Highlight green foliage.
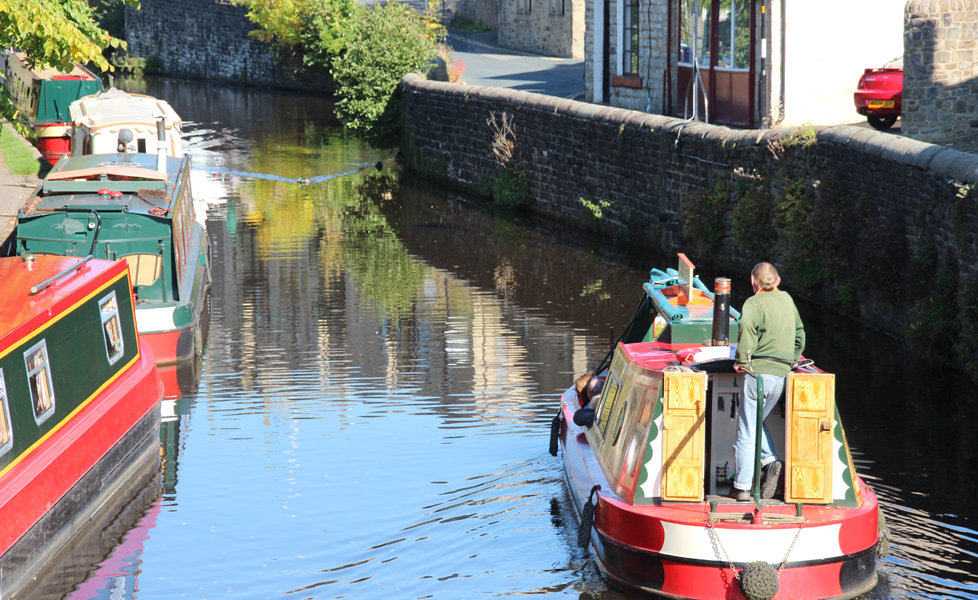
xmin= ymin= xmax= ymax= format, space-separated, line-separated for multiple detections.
xmin=681 ymin=180 xmax=727 ymax=251
xmin=0 ymin=0 xmax=133 ymax=126
xmin=0 ymin=124 xmax=37 ymax=174
xmin=491 ymin=162 xmax=532 ymax=209
xmin=580 ymin=197 xmax=610 ymax=229
xmin=775 ymin=178 xmax=823 ymax=289
xmin=450 ymin=16 xmax=491 ymax=33
xmin=731 ymin=181 xmax=776 ymax=258
xmin=330 ymin=1 xmax=438 ymax=148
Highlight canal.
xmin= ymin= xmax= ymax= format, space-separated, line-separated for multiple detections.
xmin=31 ymin=77 xmax=978 ymax=599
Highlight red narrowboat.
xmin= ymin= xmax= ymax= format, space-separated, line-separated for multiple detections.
xmin=0 ymin=254 xmax=163 ymax=598
xmin=551 ymin=255 xmax=885 ymax=600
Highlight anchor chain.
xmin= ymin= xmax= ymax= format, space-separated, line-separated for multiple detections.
xmin=707 ymin=521 xmax=804 ymax=579
xmin=777 ymin=524 xmax=804 ymax=575
xmin=707 ymin=522 xmax=739 ymax=577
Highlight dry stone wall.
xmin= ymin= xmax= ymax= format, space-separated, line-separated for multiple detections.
xmin=124 ymin=0 xmax=329 ymax=91
xmin=401 ymin=74 xmax=978 ymax=355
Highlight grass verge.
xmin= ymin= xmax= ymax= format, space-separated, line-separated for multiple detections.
xmin=0 ymin=125 xmax=38 ymax=175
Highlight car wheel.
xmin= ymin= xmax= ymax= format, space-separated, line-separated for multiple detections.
xmin=868 ymin=115 xmax=898 ymax=130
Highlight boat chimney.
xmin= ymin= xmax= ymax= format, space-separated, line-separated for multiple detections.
xmin=711 ymin=277 xmax=731 ymax=346
xmin=156 ymin=115 xmax=167 ymax=173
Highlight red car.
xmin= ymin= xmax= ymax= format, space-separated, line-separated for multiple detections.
xmin=854 ymin=57 xmax=902 ymax=130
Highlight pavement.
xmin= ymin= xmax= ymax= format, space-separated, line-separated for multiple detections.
xmin=0 ymin=125 xmax=42 ymax=252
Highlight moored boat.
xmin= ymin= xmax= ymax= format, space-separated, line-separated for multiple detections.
xmin=14 ymin=143 xmax=211 ymax=366
xmin=69 ymin=87 xmax=184 ymax=157
xmin=552 ymin=254 xmax=884 ymax=600
xmin=1 ymin=51 xmax=103 ymax=165
xmin=0 ymin=253 xmax=163 ymax=598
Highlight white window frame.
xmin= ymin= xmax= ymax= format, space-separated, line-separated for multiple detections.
xmin=24 ymin=340 xmax=55 ymax=425
xmin=99 ymin=291 xmax=125 ymax=365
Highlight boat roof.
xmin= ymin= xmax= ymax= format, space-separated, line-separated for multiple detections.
xmin=69 ymin=88 xmax=183 ymax=131
xmin=7 ymin=51 xmax=99 ymax=80
xmin=0 ymin=255 xmax=126 ymax=345
xmin=25 ymin=153 xmax=187 ymax=215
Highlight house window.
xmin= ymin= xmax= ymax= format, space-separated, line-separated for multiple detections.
xmin=550 ymin=0 xmax=564 ymax=16
xmin=679 ymin=0 xmax=711 ymax=66
xmin=0 ymin=370 xmax=12 ymax=456
xmin=518 ymin=0 xmax=531 ymax=13
xmin=622 ymin=0 xmax=640 ymax=75
xmin=100 ymin=291 xmax=125 ymax=365
xmin=24 ymin=341 xmax=55 ymax=425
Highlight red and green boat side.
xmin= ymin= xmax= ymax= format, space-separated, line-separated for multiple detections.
xmin=553 ymin=255 xmax=883 ymax=600
xmin=0 ymin=254 xmax=163 ymax=598
xmin=15 ymin=151 xmax=211 ymax=366
xmin=1 ymin=51 xmax=103 ymax=165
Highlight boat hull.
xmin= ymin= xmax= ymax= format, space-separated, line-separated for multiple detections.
xmin=559 ymin=397 xmax=879 ymax=600
xmin=0 ymin=339 xmax=162 ymax=598
xmin=33 ymin=123 xmax=71 ymax=166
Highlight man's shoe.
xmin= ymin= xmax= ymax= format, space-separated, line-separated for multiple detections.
xmin=761 ymin=460 xmax=783 ymax=499
xmin=728 ymin=487 xmax=751 ymax=502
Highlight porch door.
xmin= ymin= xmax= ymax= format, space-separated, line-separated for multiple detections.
xmin=675 ymin=0 xmax=754 ymax=127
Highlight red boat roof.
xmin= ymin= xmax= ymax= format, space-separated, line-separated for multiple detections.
xmin=0 ymin=255 xmax=127 ymax=345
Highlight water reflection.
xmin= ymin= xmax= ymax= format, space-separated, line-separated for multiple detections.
xmin=37 ymin=77 xmax=978 ymax=599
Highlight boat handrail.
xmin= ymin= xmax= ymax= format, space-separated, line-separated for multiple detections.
xmin=30 ymin=255 xmax=93 ymax=295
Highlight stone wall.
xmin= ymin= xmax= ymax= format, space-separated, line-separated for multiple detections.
xmin=498 ymin=0 xmax=585 ymax=58
xmin=124 ymin=0 xmax=329 ymax=91
xmin=401 ymin=74 xmax=978 ymax=363
xmin=903 ymin=0 xmax=978 ymax=142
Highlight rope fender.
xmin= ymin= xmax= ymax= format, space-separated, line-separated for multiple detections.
xmin=548 ymin=411 xmax=562 ymax=457
xmin=739 ymin=561 xmax=779 ymax=600
xmin=578 ymin=485 xmax=601 ymax=549
xmin=877 ymin=505 xmax=890 ymax=559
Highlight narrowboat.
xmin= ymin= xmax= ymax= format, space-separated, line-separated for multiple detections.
xmin=0 ymin=253 xmax=163 ymax=599
xmin=69 ymin=87 xmax=184 ymax=157
xmin=14 ymin=144 xmax=211 ymax=366
xmin=551 ymin=254 xmax=884 ymax=600
xmin=1 ymin=51 xmax=103 ymax=165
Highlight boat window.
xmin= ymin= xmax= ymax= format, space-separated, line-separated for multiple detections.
xmin=137 ymin=138 xmax=147 ymax=153
xmin=100 ymin=291 xmax=125 ymax=365
xmin=596 ymin=374 xmax=622 ymax=439
xmin=24 ymin=341 xmax=55 ymax=425
xmin=0 ymin=369 xmax=12 ymax=456
xmin=610 ymin=401 xmax=628 ymax=445
xmin=620 ymin=388 xmax=657 ymax=480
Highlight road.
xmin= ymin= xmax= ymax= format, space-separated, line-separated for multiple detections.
xmin=446 ymin=29 xmax=585 ymax=99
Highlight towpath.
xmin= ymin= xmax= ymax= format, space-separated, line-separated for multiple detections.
xmin=0 ymin=125 xmax=41 ymax=250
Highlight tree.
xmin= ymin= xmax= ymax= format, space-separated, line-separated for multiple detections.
xmin=0 ymin=0 xmax=132 ymax=124
xmin=329 ymin=0 xmax=438 ymax=148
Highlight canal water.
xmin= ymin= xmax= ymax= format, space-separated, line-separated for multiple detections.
xmin=31 ymin=78 xmax=978 ymax=599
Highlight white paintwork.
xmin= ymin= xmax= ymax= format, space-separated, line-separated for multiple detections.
xmin=134 ymin=304 xmax=177 ymax=334
xmin=659 ymin=520 xmax=843 ymax=563
xmin=774 ymin=0 xmax=905 ymax=126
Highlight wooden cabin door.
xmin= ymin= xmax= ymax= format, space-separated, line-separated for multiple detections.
xmin=785 ymin=373 xmax=835 ymax=504
xmin=661 ymin=371 xmax=707 ymax=501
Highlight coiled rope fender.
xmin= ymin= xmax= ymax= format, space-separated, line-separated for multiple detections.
xmin=549 ymin=412 xmax=562 ymax=457
xmin=877 ymin=505 xmax=891 ymax=559
xmin=739 ymin=561 xmax=779 ymax=600
xmin=578 ymin=485 xmax=601 ymax=548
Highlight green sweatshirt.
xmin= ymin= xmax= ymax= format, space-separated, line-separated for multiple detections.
xmin=734 ymin=290 xmax=805 ymax=377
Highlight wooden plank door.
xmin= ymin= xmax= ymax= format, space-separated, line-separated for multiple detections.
xmin=785 ymin=373 xmax=835 ymax=504
xmin=661 ymin=371 xmax=707 ymax=501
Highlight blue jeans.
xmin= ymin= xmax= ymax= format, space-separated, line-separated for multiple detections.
xmin=733 ymin=373 xmax=785 ymax=491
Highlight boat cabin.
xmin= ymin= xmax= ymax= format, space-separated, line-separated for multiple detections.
xmin=68 ymin=88 xmax=184 ymax=157
xmin=15 ymin=152 xmax=201 ymax=308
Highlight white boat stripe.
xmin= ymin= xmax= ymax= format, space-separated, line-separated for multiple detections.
xmin=659 ymin=521 xmax=843 ymax=563
xmin=134 ymin=306 xmax=177 ymax=333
